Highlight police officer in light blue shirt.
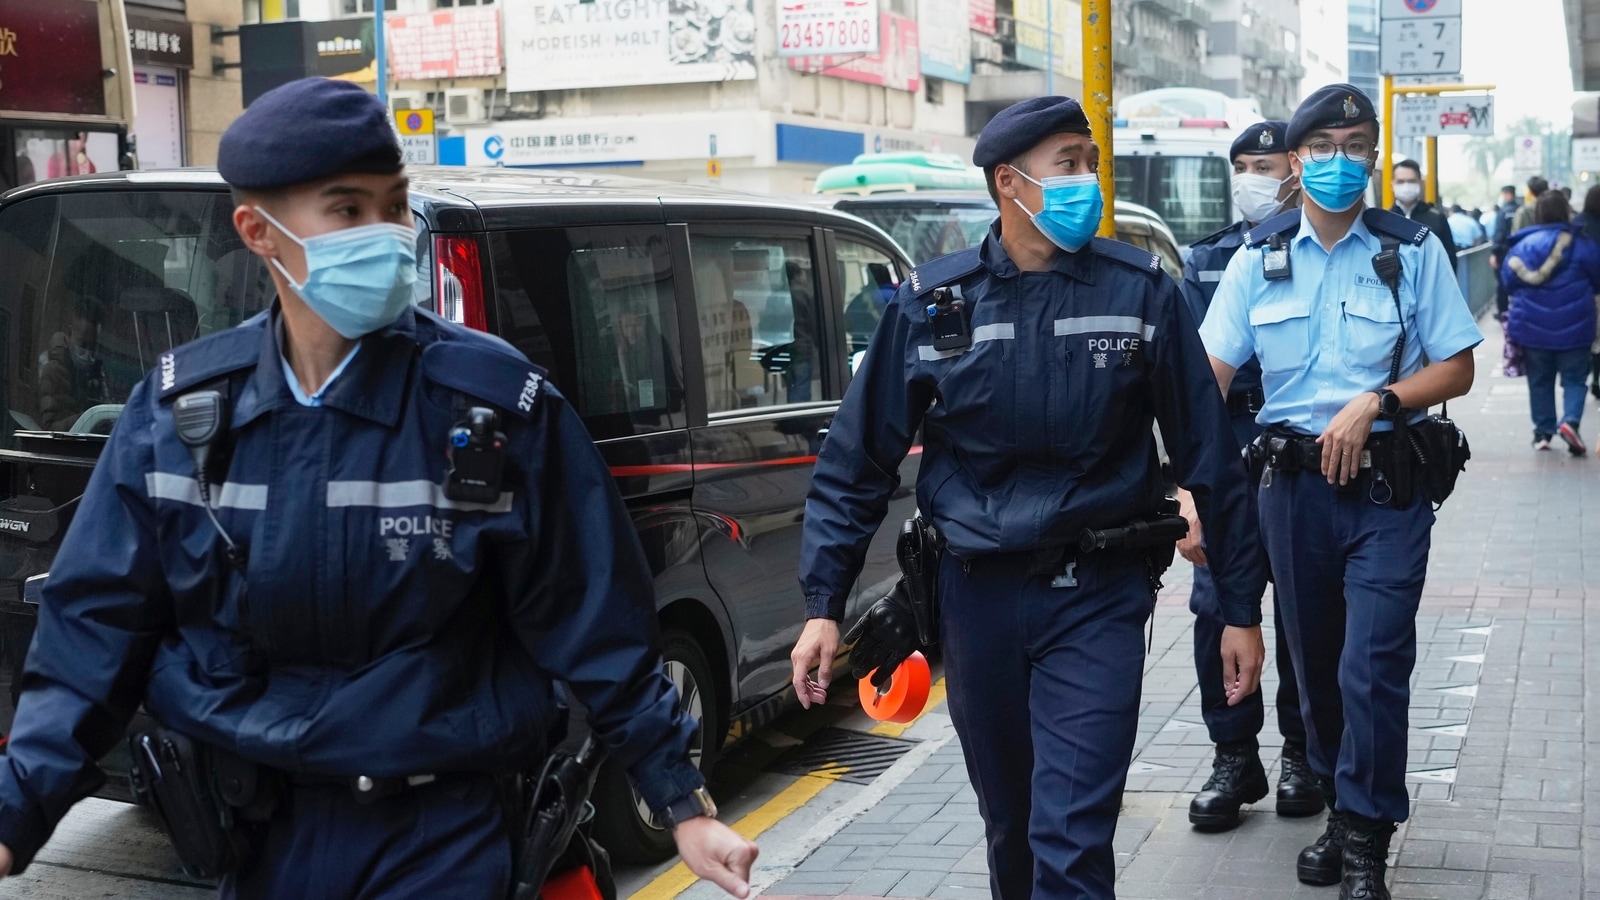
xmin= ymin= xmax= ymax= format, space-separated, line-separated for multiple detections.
xmin=1200 ymin=84 xmax=1482 ymax=900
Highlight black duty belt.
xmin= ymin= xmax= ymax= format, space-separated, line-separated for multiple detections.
xmin=1263 ymin=432 xmax=1394 ymax=475
xmin=287 ymin=770 xmax=475 ymax=804
xmin=1226 ymin=386 xmax=1266 ymax=417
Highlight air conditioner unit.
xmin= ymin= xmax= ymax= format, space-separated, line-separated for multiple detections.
xmin=388 ymin=90 xmax=429 ymax=112
xmin=444 ymin=89 xmax=488 ymax=125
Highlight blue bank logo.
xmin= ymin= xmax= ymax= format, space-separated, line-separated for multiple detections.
xmin=484 ymin=136 xmax=505 ymax=161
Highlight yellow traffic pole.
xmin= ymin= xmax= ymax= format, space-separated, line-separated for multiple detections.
xmin=1381 ymin=75 xmax=1395 ymax=211
xmin=1425 ymin=136 xmax=1439 ymax=205
xmin=1083 ymin=0 xmax=1115 ymax=237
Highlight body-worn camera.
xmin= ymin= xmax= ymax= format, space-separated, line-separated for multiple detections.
xmin=445 ymin=407 xmax=507 ymax=504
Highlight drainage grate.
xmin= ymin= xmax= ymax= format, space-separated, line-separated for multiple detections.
xmin=768 ymin=727 xmax=917 ymax=785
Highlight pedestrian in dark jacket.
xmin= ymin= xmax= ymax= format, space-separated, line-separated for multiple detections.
xmin=1492 ymin=185 xmax=1522 ymax=316
xmin=1389 ymin=159 xmax=1458 ymax=271
xmin=1502 ymin=190 xmax=1600 ymax=455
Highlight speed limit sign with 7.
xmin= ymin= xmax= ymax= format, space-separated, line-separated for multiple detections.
xmin=1380 ymin=16 xmax=1462 ymax=76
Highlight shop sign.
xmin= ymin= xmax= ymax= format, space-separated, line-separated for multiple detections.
xmin=503 ymin=0 xmax=756 ymax=92
xmin=127 ymin=11 xmax=194 ymax=69
xmin=465 ymin=113 xmax=758 ymax=167
xmin=0 ymin=0 xmax=106 ymax=117
xmin=240 ymin=19 xmax=376 ymax=105
xmin=787 ymin=13 xmax=920 ymax=92
xmin=386 ymin=6 xmax=501 ymax=81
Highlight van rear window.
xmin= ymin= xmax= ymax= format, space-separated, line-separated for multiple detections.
xmin=0 ymin=191 xmax=275 ymax=442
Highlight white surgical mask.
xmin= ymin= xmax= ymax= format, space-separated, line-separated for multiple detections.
xmin=1232 ymin=172 xmax=1295 ymax=225
xmin=1393 ymin=182 xmax=1422 ymax=205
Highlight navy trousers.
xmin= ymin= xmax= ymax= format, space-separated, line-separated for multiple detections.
xmin=218 ymin=775 xmax=512 ymax=899
xmin=1190 ymin=565 xmax=1305 ymax=749
xmin=1191 ymin=410 xmax=1305 ymax=750
xmin=941 ymin=549 xmax=1152 ymax=900
xmin=1259 ymin=468 xmax=1433 ymax=823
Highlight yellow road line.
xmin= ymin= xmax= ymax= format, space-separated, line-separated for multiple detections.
xmin=869 ymin=677 xmax=948 ymax=739
xmin=630 ymin=768 xmax=844 ymax=900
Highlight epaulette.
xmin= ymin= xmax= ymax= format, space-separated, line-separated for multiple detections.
xmin=1189 ymin=221 xmax=1247 ymax=250
xmin=155 ymin=314 xmax=268 ymax=401
xmin=1362 ymin=208 xmax=1429 ymax=245
xmin=1089 ymin=236 xmax=1164 ymax=275
xmin=1243 ymin=208 xmax=1303 ymax=247
xmin=905 ymin=246 xmax=983 ymax=298
xmin=421 ymin=336 xmax=550 ymax=422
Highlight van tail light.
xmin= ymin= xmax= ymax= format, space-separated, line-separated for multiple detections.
xmin=434 ymin=235 xmax=487 ymax=332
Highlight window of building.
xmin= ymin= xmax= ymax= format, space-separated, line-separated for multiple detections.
xmin=691 ymin=234 xmax=823 ymax=414
xmin=340 ymin=0 xmax=376 ymax=14
xmin=437 ymin=0 xmax=494 ymax=6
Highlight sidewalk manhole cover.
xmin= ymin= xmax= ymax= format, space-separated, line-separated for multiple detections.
xmin=769 ymin=728 xmax=916 ymax=785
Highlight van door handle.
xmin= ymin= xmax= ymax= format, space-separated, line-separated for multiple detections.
xmin=815 ymin=427 xmax=830 ymax=441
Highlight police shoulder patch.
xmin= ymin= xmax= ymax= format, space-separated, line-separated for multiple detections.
xmin=156 ymin=314 xmax=268 ymax=402
xmin=1089 ymin=237 xmax=1163 ymax=275
xmin=906 ymin=247 xmax=984 ymax=299
xmin=1243 ymin=209 xmax=1303 ymax=248
xmin=1362 ymin=208 xmax=1429 ymax=245
xmin=421 ymin=338 xmax=549 ymax=421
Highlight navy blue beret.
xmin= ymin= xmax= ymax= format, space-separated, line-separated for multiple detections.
xmin=219 ymin=78 xmax=402 ymax=190
xmin=1286 ymin=84 xmax=1378 ymax=150
xmin=973 ymin=96 xmax=1093 ymax=169
xmin=1230 ymin=121 xmax=1288 ymax=160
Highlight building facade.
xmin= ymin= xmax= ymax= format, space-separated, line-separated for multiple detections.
xmin=243 ymin=0 xmax=994 ymax=194
xmin=1298 ymin=0 xmax=1348 ymax=93
xmin=1347 ymin=0 xmax=1379 ymax=102
xmin=1200 ymin=0 xmax=1303 ymax=119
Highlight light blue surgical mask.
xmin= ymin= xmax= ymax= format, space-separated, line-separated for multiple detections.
xmin=1296 ymin=154 xmax=1371 ymax=214
xmin=1012 ymin=169 xmax=1104 ymax=252
xmin=257 ymin=208 xmax=417 ymax=339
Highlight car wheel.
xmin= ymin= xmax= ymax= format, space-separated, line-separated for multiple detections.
xmin=590 ymin=628 xmax=720 ymax=865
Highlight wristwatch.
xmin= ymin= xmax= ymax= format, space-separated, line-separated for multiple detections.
xmin=1373 ymin=388 xmax=1403 ymax=418
xmin=659 ymin=786 xmax=719 ymax=829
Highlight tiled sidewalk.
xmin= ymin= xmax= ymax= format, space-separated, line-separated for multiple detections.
xmin=761 ymin=325 xmax=1600 ymax=900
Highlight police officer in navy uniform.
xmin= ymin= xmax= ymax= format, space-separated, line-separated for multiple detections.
xmin=1177 ymin=120 xmax=1322 ymax=830
xmin=1200 ymin=85 xmax=1482 ymax=899
xmin=0 ymin=78 xmax=758 ymax=897
xmin=788 ymin=96 xmax=1269 ymax=899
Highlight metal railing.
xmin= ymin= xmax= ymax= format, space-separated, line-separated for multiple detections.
xmin=1458 ymin=244 xmax=1497 ymax=320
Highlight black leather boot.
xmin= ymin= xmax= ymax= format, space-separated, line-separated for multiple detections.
xmin=1188 ymin=742 xmax=1269 ymax=830
xmin=1340 ymin=813 xmax=1395 ymax=900
xmin=1297 ymin=809 xmax=1347 ymax=885
xmin=1276 ymin=742 xmax=1325 ymax=817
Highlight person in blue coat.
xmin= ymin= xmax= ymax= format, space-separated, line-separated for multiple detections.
xmin=1201 ymin=84 xmax=1482 ymax=900
xmin=0 ymin=78 xmax=757 ymax=897
xmin=1500 ymin=189 xmax=1600 ymax=456
xmin=788 ymin=96 xmax=1269 ymax=900
xmin=1177 ymin=120 xmax=1321 ymax=831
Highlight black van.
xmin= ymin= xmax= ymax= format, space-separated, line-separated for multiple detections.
xmin=0 ymin=168 xmax=917 ymax=863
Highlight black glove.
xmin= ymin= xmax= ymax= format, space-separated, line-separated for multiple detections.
xmin=844 ymin=580 xmax=919 ymax=690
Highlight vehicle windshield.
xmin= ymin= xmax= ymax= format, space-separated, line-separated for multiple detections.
xmin=843 ymin=204 xmax=996 ymax=264
xmin=1115 ymin=155 xmax=1232 ymax=246
xmin=0 ymin=192 xmax=277 ymax=443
